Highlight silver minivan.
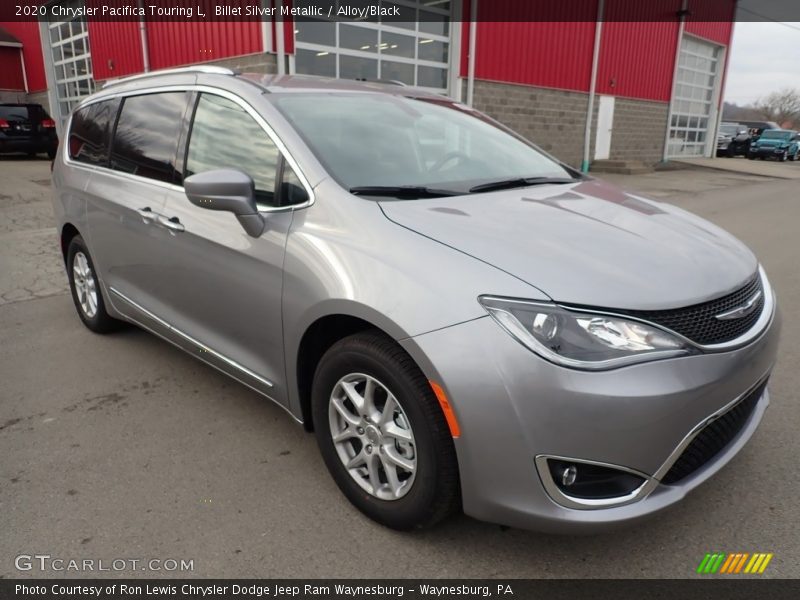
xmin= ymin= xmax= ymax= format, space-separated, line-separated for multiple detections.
xmin=52 ymin=67 xmax=780 ymax=532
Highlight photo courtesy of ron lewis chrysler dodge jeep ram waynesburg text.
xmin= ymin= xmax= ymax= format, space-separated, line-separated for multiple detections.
xmin=52 ymin=67 xmax=780 ymax=532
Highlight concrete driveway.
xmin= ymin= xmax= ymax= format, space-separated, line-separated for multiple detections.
xmin=1 ymin=158 xmax=798 ymax=579
xmin=673 ymin=155 xmax=800 ymax=179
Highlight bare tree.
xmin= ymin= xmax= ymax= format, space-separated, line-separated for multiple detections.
xmin=754 ymin=88 xmax=800 ymax=127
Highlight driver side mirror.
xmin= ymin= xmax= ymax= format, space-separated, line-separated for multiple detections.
xmin=184 ymin=169 xmax=265 ymax=237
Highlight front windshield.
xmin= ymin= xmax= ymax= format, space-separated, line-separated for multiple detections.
xmin=719 ymin=124 xmax=739 ymax=136
xmin=272 ymin=93 xmax=573 ymax=191
xmin=760 ymin=130 xmax=792 ymax=140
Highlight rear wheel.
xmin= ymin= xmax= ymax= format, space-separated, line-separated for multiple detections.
xmin=47 ymin=148 xmax=57 ymax=160
xmin=312 ymin=331 xmax=460 ymax=530
xmin=66 ymin=235 xmax=122 ymax=333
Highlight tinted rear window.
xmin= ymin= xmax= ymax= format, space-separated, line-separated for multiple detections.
xmin=69 ymin=99 xmax=119 ymax=166
xmin=110 ymin=92 xmax=189 ymax=184
xmin=0 ymin=104 xmax=50 ymax=122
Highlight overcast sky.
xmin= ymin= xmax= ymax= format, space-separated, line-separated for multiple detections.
xmin=724 ymin=21 xmax=800 ymax=105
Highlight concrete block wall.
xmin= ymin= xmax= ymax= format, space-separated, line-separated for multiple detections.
xmin=469 ymin=79 xmax=670 ymax=168
xmin=209 ymin=52 xmax=278 ymax=75
xmin=0 ymin=90 xmax=28 ymax=103
xmin=608 ymin=97 xmax=669 ymax=165
xmin=470 ymin=80 xmax=597 ymax=169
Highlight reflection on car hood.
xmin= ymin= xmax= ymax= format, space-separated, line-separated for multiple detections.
xmin=379 ymin=179 xmax=757 ymax=310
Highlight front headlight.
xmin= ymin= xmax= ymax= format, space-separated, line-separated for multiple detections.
xmin=479 ymin=296 xmax=697 ymax=370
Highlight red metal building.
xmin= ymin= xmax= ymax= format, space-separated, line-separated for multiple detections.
xmin=0 ymin=0 xmax=736 ymax=167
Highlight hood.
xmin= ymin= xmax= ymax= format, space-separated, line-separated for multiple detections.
xmin=379 ymin=179 xmax=757 ymax=311
xmin=756 ymin=138 xmax=788 ymax=147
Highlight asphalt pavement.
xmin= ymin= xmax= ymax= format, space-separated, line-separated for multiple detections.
xmin=1 ymin=156 xmax=798 ymax=578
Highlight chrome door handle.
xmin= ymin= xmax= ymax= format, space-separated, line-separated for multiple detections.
xmin=157 ymin=214 xmax=185 ymax=233
xmin=137 ymin=207 xmax=159 ymax=222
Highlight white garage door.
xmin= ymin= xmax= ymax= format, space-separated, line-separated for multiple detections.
xmin=292 ymin=0 xmax=451 ymax=93
xmin=47 ymin=1 xmax=95 ymax=122
xmin=667 ymin=36 xmax=722 ymax=157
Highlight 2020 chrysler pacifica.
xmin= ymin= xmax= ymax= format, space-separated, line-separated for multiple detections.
xmin=51 ymin=67 xmax=780 ymax=532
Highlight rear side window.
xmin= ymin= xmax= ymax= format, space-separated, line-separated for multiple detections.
xmin=69 ymin=100 xmax=119 ymax=166
xmin=110 ymin=92 xmax=189 ymax=184
xmin=0 ymin=105 xmax=31 ymax=121
xmin=185 ymin=93 xmax=281 ymax=205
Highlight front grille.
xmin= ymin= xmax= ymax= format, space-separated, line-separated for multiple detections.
xmin=624 ymin=275 xmax=765 ymax=345
xmin=661 ymin=379 xmax=768 ymax=485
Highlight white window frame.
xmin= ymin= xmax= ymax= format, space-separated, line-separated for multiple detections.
xmin=291 ymin=0 xmax=452 ymax=94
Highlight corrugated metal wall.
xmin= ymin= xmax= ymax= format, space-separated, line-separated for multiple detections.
xmin=147 ymin=20 xmax=263 ymax=71
xmin=0 ymin=47 xmax=25 ymax=91
xmin=0 ymin=21 xmax=46 ymax=91
xmin=86 ymin=1 xmax=143 ymax=81
xmin=685 ymin=0 xmax=736 ymax=45
xmin=460 ymin=0 xmax=734 ymax=103
xmin=461 ymin=0 xmax=598 ymax=91
xmin=596 ymin=0 xmax=681 ymax=102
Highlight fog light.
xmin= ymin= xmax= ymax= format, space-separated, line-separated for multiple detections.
xmin=561 ymin=465 xmax=578 ymax=486
xmin=547 ymin=458 xmax=645 ymax=500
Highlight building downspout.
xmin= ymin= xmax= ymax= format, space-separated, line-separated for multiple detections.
xmin=275 ymin=0 xmax=286 ymax=75
xmin=662 ymin=0 xmax=688 ymax=163
xmin=19 ymin=48 xmax=29 ymax=93
xmin=581 ymin=0 xmax=604 ymax=173
xmin=466 ymin=0 xmax=477 ymax=107
xmin=137 ymin=0 xmax=150 ymax=72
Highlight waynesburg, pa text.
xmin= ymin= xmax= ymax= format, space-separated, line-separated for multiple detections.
xmin=14 ymin=583 xmax=514 ymax=597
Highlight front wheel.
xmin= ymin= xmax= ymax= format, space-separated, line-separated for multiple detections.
xmin=312 ymin=331 xmax=460 ymax=530
xmin=780 ymin=151 xmax=788 ymax=162
xmin=66 ymin=235 xmax=122 ymax=333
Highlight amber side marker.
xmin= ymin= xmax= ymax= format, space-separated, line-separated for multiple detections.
xmin=430 ymin=381 xmax=461 ymax=438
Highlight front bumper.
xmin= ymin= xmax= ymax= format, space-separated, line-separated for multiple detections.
xmin=0 ymin=135 xmax=57 ymax=154
xmin=751 ymin=146 xmax=786 ymax=157
xmin=402 ymin=302 xmax=781 ymax=533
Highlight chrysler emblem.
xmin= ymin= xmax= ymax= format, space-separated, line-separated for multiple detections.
xmin=715 ymin=290 xmax=762 ymax=321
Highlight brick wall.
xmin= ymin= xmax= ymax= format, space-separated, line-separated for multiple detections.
xmin=468 ymin=79 xmax=669 ymax=168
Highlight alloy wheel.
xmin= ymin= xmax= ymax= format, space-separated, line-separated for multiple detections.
xmin=328 ymin=373 xmax=417 ymax=500
xmin=72 ymin=251 xmax=98 ymax=318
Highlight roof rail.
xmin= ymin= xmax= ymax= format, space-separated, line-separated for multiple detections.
xmin=102 ymin=66 xmax=236 ymax=89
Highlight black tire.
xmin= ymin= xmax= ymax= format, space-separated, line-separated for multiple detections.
xmin=748 ymin=154 xmax=755 ymax=160
xmin=780 ymin=152 xmax=788 ymax=162
xmin=27 ymin=151 xmax=37 ymax=158
xmin=66 ymin=235 xmax=122 ymax=333
xmin=47 ymin=148 xmax=57 ymax=160
xmin=312 ymin=331 xmax=460 ymax=530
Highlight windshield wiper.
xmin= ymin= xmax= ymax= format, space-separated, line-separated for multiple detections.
xmin=468 ymin=177 xmax=578 ymax=194
xmin=349 ymin=185 xmax=461 ymax=198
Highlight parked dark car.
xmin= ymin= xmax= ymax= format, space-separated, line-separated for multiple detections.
xmin=716 ymin=122 xmax=749 ymax=157
xmin=747 ymin=129 xmax=800 ymax=161
xmin=0 ymin=103 xmax=59 ymax=159
xmin=737 ymin=120 xmax=780 ymax=144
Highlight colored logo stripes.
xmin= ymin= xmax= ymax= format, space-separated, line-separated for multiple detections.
xmin=697 ymin=552 xmax=773 ymax=574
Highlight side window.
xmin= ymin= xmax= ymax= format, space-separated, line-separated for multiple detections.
xmin=68 ymin=99 xmax=119 ymax=166
xmin=280 ymin=162 xmax=310 ymax=206
xmin=186 ymin=94 xmax=281 ymax=206
xmin=110 ymin=92 xmax=188 ymax=184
